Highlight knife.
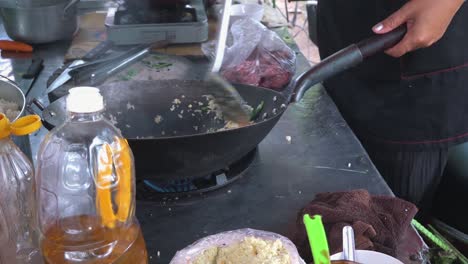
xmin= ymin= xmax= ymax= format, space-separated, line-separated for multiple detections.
xmin=46 ymin=40 xmax=113 ymax=94
xmin=22 ymin=58 xmax=44 ymax=98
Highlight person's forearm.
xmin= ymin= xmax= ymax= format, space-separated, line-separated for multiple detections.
xmin=372 ymin=0 xmax=465 ymax=57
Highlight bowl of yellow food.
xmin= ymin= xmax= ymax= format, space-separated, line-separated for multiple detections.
xmin=170 ymin=229 xmax=306 ymax=264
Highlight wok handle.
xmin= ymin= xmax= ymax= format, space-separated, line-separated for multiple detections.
xmin=357 ymin=26 xmax=407 ymax=58
xmin=290 ymin=26 xmax=407 ymax=103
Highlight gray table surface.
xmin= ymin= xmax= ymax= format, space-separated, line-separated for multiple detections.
xmin=0 ymin=18 xmax=398 ymax=263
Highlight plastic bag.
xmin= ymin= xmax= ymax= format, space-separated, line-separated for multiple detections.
xmin=202 ymin=18 xmax=296 ymax=91
xmin=169 ymin=228 xmax=306 ymax=264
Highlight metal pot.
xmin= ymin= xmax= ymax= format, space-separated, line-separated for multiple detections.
xmin=0 ymin=0 xmax=66 ymax=8
xmin=0 ymin=76 xmax=32 ymax=158
xmin=0 ymin=0 xmax=80 ymax=44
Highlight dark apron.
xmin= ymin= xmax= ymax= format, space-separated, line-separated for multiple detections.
xmin=317 ymin=0 xmax=468 ymax=151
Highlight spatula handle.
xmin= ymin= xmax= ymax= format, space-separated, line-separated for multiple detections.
xmin=212 ymin=0 xmax=233 ymax=73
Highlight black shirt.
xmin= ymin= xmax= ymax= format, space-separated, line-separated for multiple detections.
xmin=317 ymin=0 xmax=468 ymax=151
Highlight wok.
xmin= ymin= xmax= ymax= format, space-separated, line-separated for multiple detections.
xmin=34 ymin=80 xmax=286 ymax=180
xmin=33 ymin=27 xmax=407 ymax=180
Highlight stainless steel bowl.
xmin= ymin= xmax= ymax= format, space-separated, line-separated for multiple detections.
xmin=0 ymin=76 xmax=25 ymax=121
xmin=0 ymin=76 xmax=32 ymax=158
xmin=0 ymin=0 xmax=79 ymax=44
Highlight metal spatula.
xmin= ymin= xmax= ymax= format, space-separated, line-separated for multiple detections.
xmin=206 ymin=0 xmax=251 ymax=125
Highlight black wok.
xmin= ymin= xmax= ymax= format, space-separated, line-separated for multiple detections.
xmin=33 ymin=26 xmax=407 ymax=180
xmin=35 ymin=80 xmax=287 ymax=180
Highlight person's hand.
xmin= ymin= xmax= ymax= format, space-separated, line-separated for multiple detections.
xmin=372 ymin=0 xmax=465 ymax=57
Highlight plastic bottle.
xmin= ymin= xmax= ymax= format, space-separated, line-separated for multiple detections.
xmin=0 ymin=113 xmax=42 ymax=263
xmin=35 ymin=87 xmax=148 ymax=263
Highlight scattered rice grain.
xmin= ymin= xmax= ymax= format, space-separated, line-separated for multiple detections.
xmin=126 ymin=102 xmax=135 ymax=110
xmin=0 ymin=98 xmax=20 ymax=121
xmin=154 ymin=115 xmax=163 ymax=124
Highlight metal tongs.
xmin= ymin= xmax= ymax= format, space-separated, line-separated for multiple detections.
xmin=76 ymin=40 xmax=170 ymax=86
xmin=46 ymin=41 xmax=114 ymax=94
xmin=46 ymin=40 xmax=170 ymax=94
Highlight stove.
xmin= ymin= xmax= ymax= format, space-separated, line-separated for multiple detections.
xmin=136 ymin=149 xmax=257 ymax=200
xmin=105 ymin=0 xmax=209 ymax=45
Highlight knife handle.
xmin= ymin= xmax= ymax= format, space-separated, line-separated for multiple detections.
xmin=82 ymin=40 xmax=113 ymax=61
xmin=23 ymin=58 xmax=44 ymax=79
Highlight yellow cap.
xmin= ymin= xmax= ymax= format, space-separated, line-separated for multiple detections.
xmin=0 ymin=114 xmax=11 ymax=139
xmin=10 ymin=115 xmax=42 ymax=136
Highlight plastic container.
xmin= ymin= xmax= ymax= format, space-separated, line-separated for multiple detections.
xmin=170 ymin=228 xmax=306 ymax=264
xmin=0 ymin=113 xmax=42 ymax=263
xmin=35 ymin=87 xmax=148 ymax=263
xmin=230 ymin=4 xmax=264 ymax=25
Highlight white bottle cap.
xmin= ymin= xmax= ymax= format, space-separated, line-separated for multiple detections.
xmin=66 ymin=87 xmax=104 ymax=113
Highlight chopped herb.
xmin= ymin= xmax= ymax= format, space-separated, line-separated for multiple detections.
xmin=118 ymin=70 xmax=137 ymax=81
xmin=119 ymin=74 xmax=131 ymax=81
xmin=250 ymin=101 xmax=265 ymax=121
xmin=142 ymin=60 xmax=173 ymax=70
xmin=429 ymin=248 xmax=457 ymax=264
xmin=152 ymin=54 xmax=167 ymax=60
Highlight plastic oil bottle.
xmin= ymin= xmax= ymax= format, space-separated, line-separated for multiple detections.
xmin=0 ymin=113 xmax=42 ymax=263
xmin=35 ymin=87 xmax=148 ymax=263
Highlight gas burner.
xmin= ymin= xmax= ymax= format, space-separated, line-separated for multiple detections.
xmin=105 ymin=0 xmax=209 ymax=45
xmin=136 ymin=149 xmax=257 ymax=200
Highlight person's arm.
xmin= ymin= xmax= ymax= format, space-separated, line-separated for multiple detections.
xmin=372 ymin=0 xmax=465 ymax=57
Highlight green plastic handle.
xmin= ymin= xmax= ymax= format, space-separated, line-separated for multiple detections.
xmin=303 ymin=214 xmax=331 ymax=264
xmin=411 ymin=219 xmax=450 ymax=251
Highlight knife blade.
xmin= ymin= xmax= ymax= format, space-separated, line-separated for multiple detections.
xmin=46 ymin=40 xmax=113 ymax=94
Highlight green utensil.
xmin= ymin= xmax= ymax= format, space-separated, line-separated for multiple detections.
xmin=412 ymin=219 xmax=468 ymax=264
xmin=303 ymin=214 xmax=331 ymax=264
xmin=412 ymin=219 xmax=450 ymax=251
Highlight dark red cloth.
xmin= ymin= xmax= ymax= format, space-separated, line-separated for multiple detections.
xmin=292 ymin=189 xmax=418 ymax=262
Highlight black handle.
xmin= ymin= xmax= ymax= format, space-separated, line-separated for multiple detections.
xmin=30 ymin=98 xmax=45 ymax=111
xmin=26 ymin=98 xmax=45 ymax=118
xmin=26 ymin=98 xmax=55 ymax=130
xmin=82 ymin=40 xmax=113 ymax=61
xmin=290 ymin=26 xmax=407 ymax=103
xmin=290 ymin=45 xmax=363 ymax=103
xmin=23 ymin=58 xmax=44 ymax=79
xmin=357 ymin=26 xmax=407 ymax=58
